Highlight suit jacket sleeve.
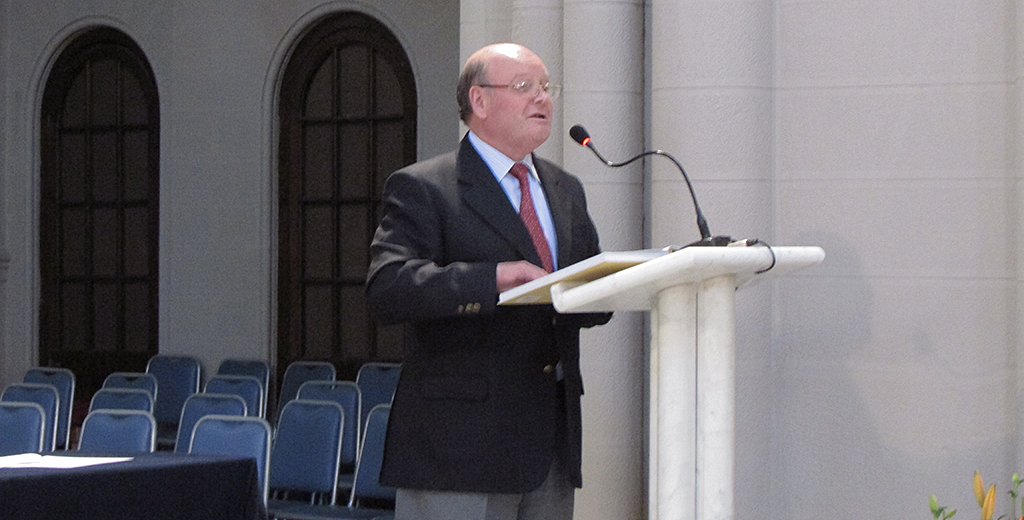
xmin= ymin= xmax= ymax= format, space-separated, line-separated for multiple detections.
xmin=365 ymin=154 xmax=499 ymax=325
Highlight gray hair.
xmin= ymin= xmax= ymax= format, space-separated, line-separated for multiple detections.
xmin=457 ymin=59 xmax=487 ymax=124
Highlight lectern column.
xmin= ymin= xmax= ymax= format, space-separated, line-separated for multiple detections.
xmin=696 ymin=275 xmax=736 ymax=520
xmin=651 ymin=283 xmax=697 ymax=520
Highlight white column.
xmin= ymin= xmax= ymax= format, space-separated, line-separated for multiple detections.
xmin=649 ymin=0 xmax=774 ymax=246
xmin=653 ymin=284 xmax=698 ymax=520
xmin=460 ymin=0 xmax=513 ymax=73
xmin=696 ymin=275 xmax=736 ymax=520
xmin=561 ymin=1 xmax=646 ymax=519
xmin=511 ymin=0 xmax=564 ymax=162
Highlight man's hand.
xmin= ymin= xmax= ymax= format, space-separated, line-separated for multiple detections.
xmin=496 ymin=261 xmax=548 ymax=293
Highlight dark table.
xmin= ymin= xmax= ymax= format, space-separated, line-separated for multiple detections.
xmin=0 ymin=452 xmax=266 ymax=520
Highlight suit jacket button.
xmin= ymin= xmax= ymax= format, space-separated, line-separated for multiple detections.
xmin=457 ymin=304 xmax=465 ymax=314
xmin=543 ymin=364 xmax=555 ymax=374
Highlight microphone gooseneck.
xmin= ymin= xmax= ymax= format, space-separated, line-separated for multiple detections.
xmin=569 ymin=124 xmax=726 ymax=246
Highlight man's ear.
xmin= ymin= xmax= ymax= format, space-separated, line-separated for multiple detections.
xmin=469 ymin=85 xmax=488 ymax=119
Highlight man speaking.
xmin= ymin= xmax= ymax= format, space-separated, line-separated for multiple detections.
xmin=366 ymin=42 xmax=612 ymax=520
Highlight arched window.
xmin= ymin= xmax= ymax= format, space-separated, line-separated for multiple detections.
xmin=39 ymin=28 xmax=160 ymax=397
xmin=278 ymin=13 xmax=416 ymax=381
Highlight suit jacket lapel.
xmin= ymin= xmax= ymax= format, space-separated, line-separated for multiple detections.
xmin=457 ymin=139 xmax=542 ymax=265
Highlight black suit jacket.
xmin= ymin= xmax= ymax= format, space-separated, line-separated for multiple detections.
xmin=365 ymin=137 xmax=611 ymax=494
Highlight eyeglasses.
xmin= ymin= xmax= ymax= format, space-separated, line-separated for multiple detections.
xmin=477 ymin=80 xmax=562 ymax=100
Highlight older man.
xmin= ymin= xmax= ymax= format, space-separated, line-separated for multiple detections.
xmin=366 ymin=43 xmax=611 ymax=520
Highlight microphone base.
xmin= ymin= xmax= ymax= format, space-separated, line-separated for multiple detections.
xmin=684 ymin=235 xmax=733 ymax=248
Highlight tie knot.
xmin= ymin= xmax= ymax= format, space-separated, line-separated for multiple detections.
xmin=509 ymin=163 xmax=530 ymax=183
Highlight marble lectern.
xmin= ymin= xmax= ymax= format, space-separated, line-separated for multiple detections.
xmin=501 ymin=244 xmax=825 ymax=520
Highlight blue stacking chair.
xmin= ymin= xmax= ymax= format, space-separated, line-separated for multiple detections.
xmin=348 ymin=405 xmax=395 ymax=509
xmin=103 ymin=372 xmax=158 ymax=400
xmin=267 ymin=400 xmax=345 ymax=512
xmin=205 ymin=375 xmax=264 ymax=418
xmin=265 ymin=404 xmax=394 ymax=519
xmin=1 ymin=382 xmax=59 ymax=452
xmin=297 ymin=381 xmax=361 ymax=477
xmin=174 ymin=393 xmax=247 ymax=453
xmin=277 ymin=361 xmax=335 ymax=415
xmin=146 ymin=355 xmax=201 ymax=447
xmin=78 ymin=409 xmax=156 ymax=454
xmin=89 ymin=388 xmax=154 ymax=413
xmin=189 ymin=415 xmax=272 ymax=504
xmin=0 ymin=402 xmax=46 ymax=455
xmin=217 ymin=359 xmax=270 ymax=394
xmin=23 ymin=367 xmax=75 ymax=450
xmin=355 ymin=363 xmax=400 ymax=428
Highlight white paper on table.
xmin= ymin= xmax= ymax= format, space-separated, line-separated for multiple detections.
xmin=0 ymin=453 xmax=132 ymax=469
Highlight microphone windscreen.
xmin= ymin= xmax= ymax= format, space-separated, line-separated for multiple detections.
xmin=569 ymin=125 xmax=590 ymax=146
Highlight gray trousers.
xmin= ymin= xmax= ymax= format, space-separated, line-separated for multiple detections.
xmin=393 ymin=458 xmax=574 ymax=520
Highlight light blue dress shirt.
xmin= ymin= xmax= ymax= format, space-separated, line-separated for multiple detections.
xmin=467 ymin=131 xmax=558 ymax=270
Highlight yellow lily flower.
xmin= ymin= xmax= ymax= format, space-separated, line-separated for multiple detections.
xmin=982 ymin=484 xmax=996 ymax=520
xmin=975 ymin=471 xmax=985 ymax=508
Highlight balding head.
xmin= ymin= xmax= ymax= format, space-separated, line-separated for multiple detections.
xmin=456 ymin=43 xmax=553 ymax=161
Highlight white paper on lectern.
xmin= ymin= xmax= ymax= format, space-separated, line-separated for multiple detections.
xmin=498 ymin=249 xmax=669 ymax=305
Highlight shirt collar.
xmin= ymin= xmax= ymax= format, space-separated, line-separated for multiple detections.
xmin=467 ymin=131 xmax=539 ymax=183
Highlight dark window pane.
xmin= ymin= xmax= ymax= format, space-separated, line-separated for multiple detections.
xmin=124 ymin=283 xmax=150 ymax=353
xmin=375 ymin=54 xmax=403 ymax=116
xmin=304 ymin=124 xmax=335 ymax=199
xmin=339 ymin=205 xmax=368 ymax=279
xmin=92 ymin=208 xmax=120 ymax=276
xmin=93 ymin=282 xmax=121 ymax=351
xmin=303 ymin=205 xmax=336 ymax=279
xmin=61 ymin=283 xmax=90 ymax=352
xmin=375 ymin=121 xmax=405 ymax=190
xmin=61 ymin=208 xmax=89 ymax=277
xmin=303 ymin=285 xmax=336 ymax=358
xmin=339 ymin=123 xmax=370 ymax=199
xmin=124 ymin=206 xmax=149 ymax=277
xmin=340 ymin=285 xmax=368 ymax=358
xmin=122 ymin=71 xmax=147 ymax=126
xmin=60 ymin=133 xmax=87 ymax=203
xmin=90 ymin=59 xmax=119 ymax=127
xmin=123 ymin=130 xmax=149 ymax=200
xmin=91 ymin=131 xmax=119 ymax=202
xmin=338 ymin=45 xmax=369 ymax=118
xmin=305 ymin=59 xmax=334 ymax=118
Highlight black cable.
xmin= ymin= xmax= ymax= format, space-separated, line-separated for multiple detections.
xmin=752 ymin=240 xmax=776 ymax=274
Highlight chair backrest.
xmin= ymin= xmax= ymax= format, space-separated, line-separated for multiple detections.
xmin=103 ymin=372 xmax=158 ymax=400
xmin=355 ymin=362 xmax=401 ymax=427
xmin=78 ymin=410 xmax=156 ymax=454
xmin=0 ymin=402 xmax=46 ymax=455
xmin=23 ymin=367 xmax=75 ymax=450
xmin=297 ymin=380 xmax=361 ymax=467
xmin=349 ymin=404 xmax=395 ymax=507
xmin=269 ymin=399 xmax=345 ymax=504
xmin=90 ymin=388 xmax=154 ymax=413
xmin=146 ymin=355 xmax=201 ymax=426
xmin=217 ymin=359 xmax=270 ymax=394
xmin=1 ymin=382 xmax=59 ymax=452
xmin=205 ymin=375 xmax=264 ymax=418
xmin=278 ymin=361 xmax=335 ymax=412
xmin=174 ymin=393 xmax=247 ymax=453
xmin=189 ymin=415 xmax=272 ymax=504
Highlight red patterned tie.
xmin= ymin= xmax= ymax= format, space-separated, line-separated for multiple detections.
xmin=509 ymin=163 xmax=553 ymax=273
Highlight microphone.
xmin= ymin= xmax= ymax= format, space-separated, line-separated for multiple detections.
xmin=569 ymin=124 xmax=731 ymax=247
